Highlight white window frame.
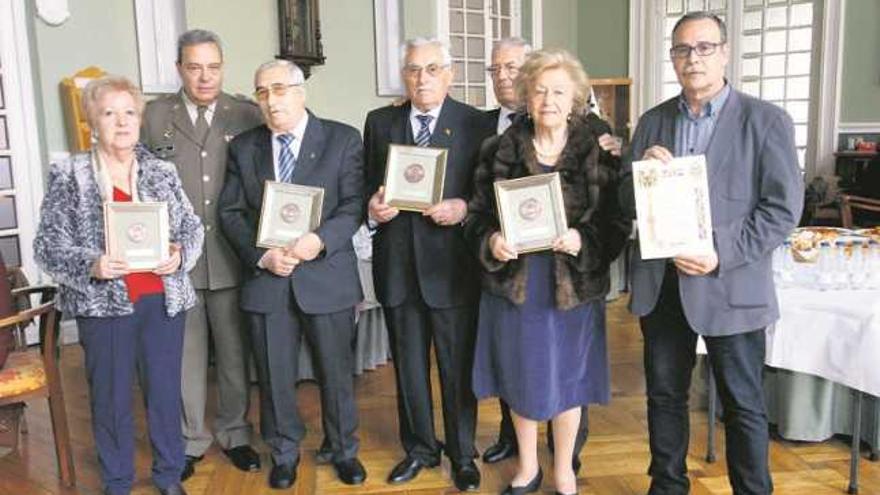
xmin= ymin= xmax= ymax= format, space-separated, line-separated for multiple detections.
xmin=134 ymin=0 xmax=187 ymax=94
xmin=436 ymin=0 xmax=524 ymax=109
xmin=630 ymin=0 xmax=842 ymax=179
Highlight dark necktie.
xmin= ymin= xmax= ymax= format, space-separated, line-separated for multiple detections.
xmin=195 ymin=105 xmax=209 ymax=143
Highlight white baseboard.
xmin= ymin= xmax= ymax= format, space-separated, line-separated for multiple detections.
xmin=838 ymin=122 xmax=880 ymax=133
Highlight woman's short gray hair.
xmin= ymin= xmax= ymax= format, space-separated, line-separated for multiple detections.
xmin=515 ymin=48 xmax=590 ymax=115
xmin=81 ymin=75 xmax=145 ymax=128
xmin=253 ymin=59 xmax=306 ymax=87
xmin=177 ymin=29 xmax=223 ymax=63
xmin=400 ymin=37 xmax=452 ymax=66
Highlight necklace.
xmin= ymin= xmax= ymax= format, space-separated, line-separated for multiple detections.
xmin=532 ymin=137 xmax=566 ymax=160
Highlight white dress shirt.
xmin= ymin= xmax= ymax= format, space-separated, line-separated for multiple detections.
xmin=409 ymin=102 xmax=443 ymax=141
xmin=496 ymin=106 xmax=517 ymax=135
xmin=182 ymin=92 xmax=217 ymax=125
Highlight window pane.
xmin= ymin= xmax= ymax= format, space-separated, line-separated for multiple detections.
xmin=789 ymin=27 xmax=812 ymax=51
xmin=501 ymin=18 xmax=510 ymax=37
xmin=790 ymin=2 xmax=812 ymax=26
xmin=794 ymin=124 xmax=807 ymax=147
xmin=450 ymin=36 xmax=465 ymax=57
xmin=786 ymin=100 xmax=809 ymax=122
xmin=667 ymin=0 xmax=683 ymax=14
xmin=709 ymin=0 xmax=726 ymax=10
xmin=0 ymin=117 xmax=7 ymax=150
xmin=466 ymin=37 xmax=484 ymax=58
xmin=797 ymin=148 xmax=806 ymax=169
xmin=468 ymin=86 xmax=486 ymax=107
xmin=450 ymin=11 xmax=465 ymax=33
xmin=0 ymin=157 xmax=12 ymax=190
xmin=766 ymin=6 xmax=787 ymax=28
xmin=741 ymin=57 xmax=761 ymax=77
xmin=762 ymin=78 xmax=785 ymax=100
xmin=763 ymin=30 xmax=786 ymax=53
xmin=786 ymin=76 xmax=810 ymax=99
xmin=745 ymin=0 xmax=764 ymax=6
xmin=742 ymin=81 xmax=761 ymax=97
xmin=688 ymin=0 xmax=704 ymax=11
xmin=762 ymin=54 xmax=786 ymax=77
xmin=450 ymin=0 xmax=463 ymax=7
xmin=453 ymin=61 xmax=465 ymax=83
xmin=467 ymin=13 xmax=484 ymax=34
xmin=0 ymin=236 xmax=20 ymax=267
xmin=743 ymin=10 xmax=763 ymax=31
xmin=787 ymin=52 xmax=811 ymax=75
xmin=742 ymin=33 xmax=762 ymax=54
xmin=450 ymin=85 xmax=465 ymax=101
xmin=501 ymin=0 xmax=510 ymax=15
xmin=468 ymin=62 xmax=486 ymax=82
xmin=466 ymin=0 xmax=483 ymax=9
xmin=0 ymin=77 xmax=5 ymax=109
xmin=0 ymin=196 xmax=15 ymax=230
xmin=665 ymin=17 xmax=678 ymax=38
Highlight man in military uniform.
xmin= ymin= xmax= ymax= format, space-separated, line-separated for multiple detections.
xmin=141 ymin=29 xmax=263 ymax=481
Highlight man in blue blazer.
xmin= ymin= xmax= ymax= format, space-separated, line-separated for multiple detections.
xmin=217 ymin=60 xmax=366 ymax=489
xmin=621 ymin=12 xmax=803 ymax=495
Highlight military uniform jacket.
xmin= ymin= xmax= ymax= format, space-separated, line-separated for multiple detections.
xmin=141 ymin=91 xmax=262 ymax=290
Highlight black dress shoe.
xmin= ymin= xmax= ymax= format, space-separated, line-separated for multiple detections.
xmin=158 ymin=484 xmax=188 ymax=495
xmin=269 ymin=460 xmax=298 ymax=490
xmin=315 ymin=437 xmax=333 ymax=464
xmin=483 ymin=438 xmax=518 ymax=464
xmin=387 ymin=456 xmax=440 ymax=484
xmin=223 ymin=445 xmax=261 ymax=472
xmin=452 ymin=460 xmax=481 ymax=491
xmin=333 ymin=457 xmax=367 ymax=485
xmin=180 ymin=455 xmax=203 ymax=482
xmin=501 ymin=468 xmax=543 ymax=495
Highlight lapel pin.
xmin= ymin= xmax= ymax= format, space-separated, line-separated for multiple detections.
xmin=444 ymin=128 xmax=452 ymax=136
xmin=224 ymin=134 xmax=234 ymax=142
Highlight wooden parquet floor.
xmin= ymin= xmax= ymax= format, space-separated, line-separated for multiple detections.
xmin=1 ymin=299 xmax=878 ymax=494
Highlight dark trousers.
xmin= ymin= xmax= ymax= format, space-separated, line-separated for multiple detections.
xmin=498 ymin=400 xmax=589 ymax=457
xmin=641 ymin=267 xmax=772 ymax=495
xmin=248 ymin=298 xmax=358 ymax=466
xmin=77 ymin=295 xmax=185 ymax=495
xmin=384 ymin=298 xmax=478 ymax=466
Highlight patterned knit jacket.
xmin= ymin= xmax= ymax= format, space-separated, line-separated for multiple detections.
xmin=34 ymin=145 xmax=204 ymax=317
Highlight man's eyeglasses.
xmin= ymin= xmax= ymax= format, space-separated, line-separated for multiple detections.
xmin=402 ymin=63 xmax=449 ymax=78
xmin=486 ymin=63 xmax=520 ymax=77
xmin=253 ymin=83 xmax=302 ymax=101
xmin=669 ymin=41 xmax=725 ymax=59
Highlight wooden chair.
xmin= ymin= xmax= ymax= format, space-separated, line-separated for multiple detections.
xmin=840 ymin=194 xmax=880 ymax=228
xmin=0 ymin=285 xmax=75 ymax=486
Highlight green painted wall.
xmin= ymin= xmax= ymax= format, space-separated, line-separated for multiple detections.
xmin=839 ymin=0 xmax=880 ymax=123
xmin=577 ymin=0 xmax=629 ymax=78
xmin=542 ymin=0 xmax=579 ymax=53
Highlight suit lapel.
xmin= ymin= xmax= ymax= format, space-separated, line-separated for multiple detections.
xmin=659 ymin=100 xmax=677 ymax=153
xmin=206 ymin=93 xmax=232 ymax=144
xmin=253 ymin=126 xmax=275 ymax=186
xmin=291 ymin=111 xmax=325 ymax=182
xmin=171 ymin=92 xmax=199 ymax=144
xmin=391 ymin=102 xmax=410 ymax=145
xmin=430 ymin=97 xmax=455 ymax=150
xmin=705 ymin=90 xmax=742 ymax=186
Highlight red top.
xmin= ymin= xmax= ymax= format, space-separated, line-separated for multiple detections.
xmin=112 ymin=188 xmax=164 ymax=303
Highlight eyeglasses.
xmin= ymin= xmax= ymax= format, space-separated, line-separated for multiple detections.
xmin=486 ymin=63 xmax=520 ymax=77
xmin=402 ymin=63 xmax=449 ymax=78
xmin=253 ymin=83 xmax=302 ymax=101
xmin=669 ymin=41 xmax=725 ymax=59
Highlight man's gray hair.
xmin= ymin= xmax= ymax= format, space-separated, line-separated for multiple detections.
xmin=491 ymin=37 xmax=532 ymax=58
xmin=672 ymin=11 xmax=728 ymax=43
xmin=253 ymin=59 xmax=306 ymax=87
xmin=400 ymin=37 xmax=452 ymax=66
xmin=177 ymin=29 xmax=223 ymax=63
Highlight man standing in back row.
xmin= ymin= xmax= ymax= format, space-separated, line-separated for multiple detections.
xmin=141 ymin=29 xmax=263 ymax=481
xmin=363 ymin=37 xmax=494 ymax=491
xmin=621 ymin=12 xmax=803 ymax=494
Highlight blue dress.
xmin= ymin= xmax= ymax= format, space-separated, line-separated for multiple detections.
xmin=471 ymin=167 xmax=610 ymax=421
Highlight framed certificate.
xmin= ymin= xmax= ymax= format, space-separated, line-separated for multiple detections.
xmin=494 ymin=172 xmax=568 ymax=254
xmin=383 ymin=144 xmax=447 ymax=211
xmin=633 ymin=155 xmax=713 ymax=259
xmin=104 ymin=202 xmax=170 ymax=271
xmin=256 ymin=181 xmax=324 ymax=248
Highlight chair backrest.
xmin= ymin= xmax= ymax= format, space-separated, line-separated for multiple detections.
xmin=840 ymin=194 xmax=880 ymax=229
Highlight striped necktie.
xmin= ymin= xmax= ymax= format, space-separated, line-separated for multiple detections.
xmin=415 ymin=114 xmax=433 ymax=147
xmin=276 ymin=133 xmax=296 ymax=183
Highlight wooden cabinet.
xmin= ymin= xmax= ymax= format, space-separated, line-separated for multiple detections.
xmin=590 ymin=77 xmax=632 ymax=144
xmin=59 ymin=66 xmax=106 ymax=152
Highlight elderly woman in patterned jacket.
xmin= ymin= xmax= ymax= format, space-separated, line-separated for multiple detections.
xmin=34 ymin=76 xmax=203 ymax=495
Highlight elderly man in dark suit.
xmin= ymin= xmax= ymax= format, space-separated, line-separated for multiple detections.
xmin=364 ymin=37 xmax=494 ymax=491
xmin=217 ymin=59 xmax=366 ymax=490
xmin=140 ymin=29 xmax=263 ymax=481
xmin=621 ymin=12 xmax=803 ymax=495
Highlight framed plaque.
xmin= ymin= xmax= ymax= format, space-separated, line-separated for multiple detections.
xmin=104 ymin=202 xmax=170 ymax=271
xmin=256 ymin=181 xmax=324 ymax=249
xmin=494 ymin=172 xmax=568 ymax=254
xmin=383 ymin=144 xmax=447 ymax=212
xmin=633 ymin=155 xmax=713 ymax=259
